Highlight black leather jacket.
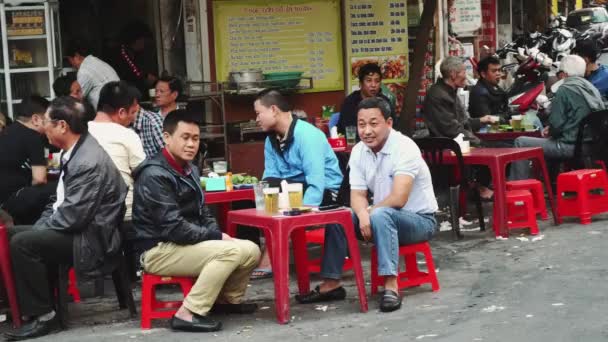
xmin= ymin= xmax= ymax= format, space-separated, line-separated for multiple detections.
xmin=35 ymin=133 xmax=128 ymax=280
xmin=131 ymin=152 xmax=221 ymax=253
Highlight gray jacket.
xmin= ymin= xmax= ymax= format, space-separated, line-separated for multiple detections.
xmin=35 ymin=133 xmax=127 ymax=280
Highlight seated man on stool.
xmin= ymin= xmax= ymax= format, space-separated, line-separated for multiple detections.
xmin=5 ymin=97 xmax=127 ymax=341
xmin=296 ymin=97 xmax=438 ymax=312
xmin=132 ymin=110 xmax=260 ymax=333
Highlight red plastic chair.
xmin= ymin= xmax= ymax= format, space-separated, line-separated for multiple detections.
xmin=67 ymin=268 xmax=81 ymax=303
xmin=370 ymin=241 xmax=440 ymax=295
xmin=507 ymin=179 xmax=549 ymax=220
xmin=305 ymin=228 xmax=353 ymax=273
xmin=556 ymin=169 xmax=608 ymax=224
xmin=0 ymin=223 xmax=21 ymax=328
xmin=140 ymin=273 xmax=195 ymax=329
xmin=506 ymin=190 xmax=539 ymax=235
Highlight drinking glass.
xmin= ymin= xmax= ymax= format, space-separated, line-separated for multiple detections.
xmin=287 ymin=183 xmax=303 ymax=208
xmin=253 ymin=181 xmax=269 ymax=211
xmin=345 ymin=126 xmax=357 ymax=145
xmin=263 ymin=188 xmax=280 ymax=214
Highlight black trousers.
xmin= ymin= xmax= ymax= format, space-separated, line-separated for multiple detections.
xmin=9 ymin=225 xmax=73 ymax=317
xmin=2 ymin=182 xmax=57 ymax=225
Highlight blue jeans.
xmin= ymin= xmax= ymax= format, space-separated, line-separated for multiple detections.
xmin=320 ymin=207 xmax=437 ymax=279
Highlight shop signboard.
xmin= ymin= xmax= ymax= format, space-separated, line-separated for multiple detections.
xmin=344 ymin=0 xmax=409 ymax=93
xmin=213 ymin=0 xmax=343 ymax=92
xmin=450 ymin=0 xmax=482 ymax=36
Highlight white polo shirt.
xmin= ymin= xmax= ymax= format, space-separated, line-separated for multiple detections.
xmin=349 ymin=129 xmax=438 ymax=214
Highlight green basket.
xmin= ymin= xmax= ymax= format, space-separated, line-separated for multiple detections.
xmin=263 ymin=72 xmax=303 ymax=89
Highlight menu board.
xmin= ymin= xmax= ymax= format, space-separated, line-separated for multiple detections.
xmin=213 ymin=0 xmax=343 ymax=92
xmin=450 ymin=0 xmax=482 ymax=35
xmin=479 ymin=0 xmax=497 ymax=51
xmin=344 ymin=0 xmax=409 ymax=92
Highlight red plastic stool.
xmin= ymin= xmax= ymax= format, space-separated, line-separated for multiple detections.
xmin=556 ymin=169 xmax=608 ymax=224
xmin=67 ymin=268 xmax=81 ymax=303
xmin=0 ymin=223 xmax=22 ymax=328
xmin=370 ymin=241 xmax=440 ymax=295
xmin=305 ymin=228 xmax=353 ymax=273
xmin=507 ymin=179 xmax=549 ymax=220
xmin=506 ymin=190 xmax=539 ymax=235
xmin=140 ymin=273 xmax=195 ymax=329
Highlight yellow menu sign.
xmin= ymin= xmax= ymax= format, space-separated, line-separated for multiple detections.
xmin=213 ymin=0 xmax=344 ymax=93
xmin=344 ymin=0 xmax=409 ymax=92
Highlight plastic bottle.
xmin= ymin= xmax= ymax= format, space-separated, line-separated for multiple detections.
xmin=225 ymin=172 xmax=233 ymax=191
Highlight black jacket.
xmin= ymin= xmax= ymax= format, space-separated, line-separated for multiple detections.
xmin=131 ymin=152 xmax=221 ymax=253
xmin=34 ymin=133 xmax=128 ymax=280
xmin=336 ymin=90 xmax=394 ymax=138
xmin=423 ymin=78 xmax=481 ymax=145
xmin=468 ymin=78 xmax=508 ymax=121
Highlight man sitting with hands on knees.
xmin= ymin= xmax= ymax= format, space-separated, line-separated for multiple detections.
xmin=296 ymin=97 xmax=438 ymax=312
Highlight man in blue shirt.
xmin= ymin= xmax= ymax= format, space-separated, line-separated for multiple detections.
xmin=248 ymin=89 xmax=343 ymax=278
xmin=574 ymin=40 xmax=608 ymax=99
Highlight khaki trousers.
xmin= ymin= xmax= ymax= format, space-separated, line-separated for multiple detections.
xmin=142 ymin=239 xmax=260 ymax=316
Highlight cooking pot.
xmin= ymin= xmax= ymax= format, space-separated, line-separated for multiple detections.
xmin=228 ymin=69 xmax=263 ymax=89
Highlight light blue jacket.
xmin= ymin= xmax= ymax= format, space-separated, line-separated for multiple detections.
xmin=263 ymin=119 xmax=343 ymax=206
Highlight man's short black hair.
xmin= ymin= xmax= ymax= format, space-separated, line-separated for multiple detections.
xmin=65 ymin=39 xmax=91 ymax=58
xmin=357 ymin=97 xmax=392 ymax=120
xmin=477 ymin=56 xmax=501 ymax=74
xmin=358 ymin=63 xmax=382 ymax=83
xmin=573 ymin=40 xmax=599 ymax=63
xmin=156 ymin=76 xmax=183 ymax=97
xmin=17 ymin=95 xmax=50 ymax=119
xmin=48 ymin=96 xmax=88 ymax=134
xmin=163 ymin=109 xmax=201 ymax=135
xmin=255 ymin=88 xmax=292 ymax=112
xmin=53 ymin=74 xmax=77 ymax=97
xmin=120 ymin=21 xmax=153 ymax=46
xmin=97 ymin=81 xmax=141 ymax=113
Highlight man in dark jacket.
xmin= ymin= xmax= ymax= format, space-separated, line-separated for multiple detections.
xmin=5 ymin=97 xmax=127 ymax=341
xmin=423 ymin=56 xmax=494 ymax=145
xmin=469 ymin=56 xmax=509 ymax=121
xmin=132 ymin=110 xmax=260 ymax=333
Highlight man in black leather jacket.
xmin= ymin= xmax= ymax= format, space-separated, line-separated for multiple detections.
xmin=5 ymin=97 xmax=127 ymax=341
xmin=132 ymin=110 xmax=260 ymax=333
xmin=469 ymin=56 xmax=509 ymax=122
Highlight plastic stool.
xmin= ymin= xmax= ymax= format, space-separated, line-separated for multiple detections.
xmin=370 ymin=241 xmax=439 ymax=295
xmin=506 ymin=190 xmax=539 ymax=235
xmin=556 ymin=169 xmax=608 ymax=224
xmin=140 ymin=273 xmax=195 ymax=329
xmin=305 ymin=228 xmax=353 ymax=273
xmin=507 ymin=179 xmax=549 ymax=220
xmin=0 ymin=223 xmax=21 ymax=327
xmin=67 ymin=268 xmax=81 ymax=303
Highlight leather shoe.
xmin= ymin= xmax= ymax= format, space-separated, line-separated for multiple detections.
xmin=295 ymin=285 xmax=346 ymax=304
xmin=211 ymin=302 xmax=258 ymax=314
xmin=4 ymin=316 xmax=60 ymax=341
xmin=170 ymin=314 xmax=222 ymax=332
xmin=379 ymin=289 xmax=402 ymax=312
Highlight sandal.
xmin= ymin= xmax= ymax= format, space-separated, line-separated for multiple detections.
xmin=379 ymin=289 xmax=402 ymax=312
xmin=250 ymin=268 xmax=273 ymax=280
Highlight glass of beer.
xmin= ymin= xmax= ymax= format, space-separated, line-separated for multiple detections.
xmin=263 ymin=188 xmax=279 ymax=214
xmin=287 ymin=183 xmax=303 ymax=208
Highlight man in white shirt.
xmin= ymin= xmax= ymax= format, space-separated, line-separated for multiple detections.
xmin=66 ymin=41 xmax=120 ymax=110
xmin=88 ymin=81 xmax=146 ymax=222
xmin=296 ymin=97 xmax=438 ymax=313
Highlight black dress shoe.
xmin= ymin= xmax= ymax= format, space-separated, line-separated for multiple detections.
xmin=4 ymin=316 xmax=61 ymax=341
xmin=211 ymin=302 xmax=258 ymax=314
xmin=170 ymin=314 xmax=222 ymax=332
xmin=379 ymin=289 xmax=402 ymax=312
xmin=295 ymin=285 xmax=346 ymax=304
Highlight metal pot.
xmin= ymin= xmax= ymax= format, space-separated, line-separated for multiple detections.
xmin=228 ymin=69 xmax=263 ymax=89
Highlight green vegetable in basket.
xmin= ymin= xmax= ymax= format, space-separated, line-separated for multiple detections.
xmin=233 ymin=174 xmax=245 ymax=184
xmin=251 ymin=176 xmax=258 ymax=184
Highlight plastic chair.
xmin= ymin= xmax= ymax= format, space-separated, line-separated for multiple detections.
xmin=370 ymin=241 xmax=439 ymax=295
xmin=67 ymin=268 xmax=81 ymax=303
xmin=0 ymin=222 xmax=21 ymax=328
xmin=140 ymin=274 xmax=195 ymax=329
xmin=572 ymin=110 xmax=608 ymax=170
xmin=305 ymin=228 xmax=353 ymax=273
xmin=415 ymin=137 xmax=485 ymax=238
xmin=505 ymin=190 xmax=539 ymax=235
xmin=556 ymin=169 xmax=608 ymax=224
xmin=506 ymin=179 xmax=549 ymax=220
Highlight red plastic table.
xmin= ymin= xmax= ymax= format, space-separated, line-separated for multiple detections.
xmin=439 ymin=147 xmax=557 ymax=237
xmin=204 ymin=189 xmax=255 ymax=229
xmin=226 ymin=208 xmax=368 ymax=324
xmin=475 ymin=131 xmax=542 ymax=141
xmin=0 ymin=223 xmax=21 ymax=327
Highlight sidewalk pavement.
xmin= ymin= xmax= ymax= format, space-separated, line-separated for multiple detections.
xmin=2 ymin=211 xmax=608 ymax=341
